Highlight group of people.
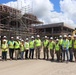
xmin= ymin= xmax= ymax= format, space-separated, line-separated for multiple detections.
xmin=0 ymin=34 xmax=76 ymax=62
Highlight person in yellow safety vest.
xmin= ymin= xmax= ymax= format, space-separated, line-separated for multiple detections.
xmin=59 ymin=35 xmax=63 ymax=61
xmin=48 ymin=37 xmax=55 ymax=61
xmin=24 ymin=38 xmax=29 ymax=59
xmin=73 ymin=35 xmax=76 ymax=62
xmin=35 ymin=35 xmax=42 ymax=59
xmin=62 ymin=35 xmax=69 ymax=62
xmin=55 ymin=39 xmax=60 ymax=62
xmin=29 ymin=36 xmax=35 ymax=59
xmin=14 ymin=37 xmax=20 ymax=60
xmin=1 ymin=39 xmax=8 ymax=61
xmin=68 ymin=35 xmax=73 ymax=62
xmin=20 ymin=40 xmax=25 ymax=60
xmin=43 ymin=36 xmax=49 ymax=60
xmin=8 ymin=37 xmax=15 ymax=60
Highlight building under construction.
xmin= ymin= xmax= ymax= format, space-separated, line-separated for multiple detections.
xmin=34 ymin=22 xmax=74 ymax=38
xmin=0 ymin=4 xmax=42 ymax=39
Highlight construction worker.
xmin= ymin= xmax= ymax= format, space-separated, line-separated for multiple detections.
xmin=49 ymin=37 xmax=55 ymax=61
xmin=24 ymin=38 xmax=29 ymax=59
xmin=8 ymin=37 xmax=15 ymax=60
xmin=59 ymin=35 xmax=63 ymax=61
xmin=73 ymin=35 xmax=76 ymax=62
xmin=62 ymin=35 xmax=69 ymax=62
xmin=3 ymin=36 xmax=8 ymax=44
xmin=43 ymin=36 xmax=49 ymax=60
xmin=35 ymin=35 xmax=42 ymax=59
xmin=55 ymin=39 xmax=60 ymax=62
xmin=29 ymin=36 xmax=35 ymax=59
xmin=14 ymin=37 xmax=20 ymax=60
xmin=1 ymin=39 xmax=8 ymax=61
xmin=20 ymin=40 xmax=25 ymax=60
xmin=68 ymin=35 xmax=73 ymax=62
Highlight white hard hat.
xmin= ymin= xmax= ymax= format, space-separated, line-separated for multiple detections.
xmin=50 ymin=37 xmax=53 ymax=39
xmin=26 ymin=38 xmax=28 ymax=40
xmin=3 ymin=39 xmax=7 ymax=42
xmin=74 ymin=35 xmax=76 ymax=37
xmin=64 ymin=35 xmax=67 ymax=37
xmin=3 ymin=36 xmax=7 ymax=38
xmin=31 ymin=36 xmax=34 ymax=38
xmin=56 ymin=39 xmax=59 ymax=41
xmin=68 ymin=35 xmax=71 ymax=37
xmin=59 ymin=35 xmax=62 ymax=38
xmin=21 ymin=40 xmax=24 ymax=42
xmin=11 ymin=37 xmax=14 ymax=39
xmin=16 ymin=36 xmax=19 ymax=39
xmin=45 ymin=36 xmax=47 ymax=38
xmin=37 ymin=35 xmax=40 ymax=37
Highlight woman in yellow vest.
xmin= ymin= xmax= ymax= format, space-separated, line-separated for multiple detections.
xmin=1 ymin=39 xmax=8 ymax=61
xmin=73 ymin=35 xmax=76 ymax=62
xmin=55 ymin=39 xmax=60 ymax=62
xmin=24 ymin=38 xmax=29 ymax=59
xmin=20 ymin=40 xmax=25 ymax=60
xmin=49 ymin=37 xmax=55 ymax=61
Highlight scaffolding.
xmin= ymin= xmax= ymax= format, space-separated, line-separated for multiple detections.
xmin=0 ymin=4 xmax=42 ymax=39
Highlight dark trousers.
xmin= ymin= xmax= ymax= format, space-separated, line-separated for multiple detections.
xmin=50 ymin=50 xmax=54 ymax=60
xmin=60 ymin=46 xmax=63 ymax=61
xmin=36 ymin=47 xmax=41 ymax=59
xmin=9 ymin=48 xmax=14 ymax=59
xmin=43 ymin=47 xmax=49 ymax=59
xmin=29 ymin=49 xmax=34 ymax=59
xmin=25 ymin=50 xmax=28 ymax=59
xmin=63 ymin=50 xmax=68 ymax=61
xmin=2 ymin=51 xmax=7 ymax=60
xmin=55 ymin=51 xmax=60 ymax=61
xmin=69 ymin=48 xmax=73 ymax=61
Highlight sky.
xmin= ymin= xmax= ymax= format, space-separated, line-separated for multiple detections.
xmin=0 ymin=0 xmax=76 ymax=28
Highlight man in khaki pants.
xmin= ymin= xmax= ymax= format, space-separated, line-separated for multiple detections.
xmin=35 ymin=35 xmax=42 ymax=59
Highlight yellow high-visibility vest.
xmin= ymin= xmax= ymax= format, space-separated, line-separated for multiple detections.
xmin=55 ymin=43 xmax=60 ymax=51
xmin=35 ymin=39 xmax=41 ymax=47
xmin=49 ymin=41 xmax=54 ymax=50
xmin=24 ymin=42 xmax=29 ymax=50
xmin=8 ymin=41 xmax=14 ymax=49
xmin=43 ymin=40 xmax=49 ymax=47
xmin=14 ymin=41 xmax=20 ymax=49
xmin=74 ymin=40 xmax=76 ymax=49
xmin=29 ymin=40 xmax=34 ymax=49
xmin=2 ymin=43 xmax=8 ymax=52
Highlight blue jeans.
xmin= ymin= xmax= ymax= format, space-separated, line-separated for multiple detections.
xmin=21 ymin=51 xmax=24 ymax=59
xmin=29 ymin=49 xmax=34 ymax=59
xmin=62 ymin=50 xmax=68 ymax=61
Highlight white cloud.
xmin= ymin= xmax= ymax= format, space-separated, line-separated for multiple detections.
xmin=2 ymin=0 xmax=76 ymax=27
